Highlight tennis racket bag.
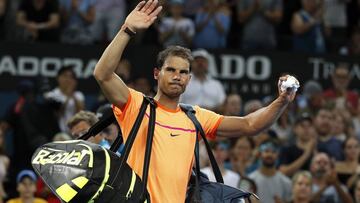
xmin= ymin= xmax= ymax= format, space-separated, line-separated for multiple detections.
xmin=32 ymin=96 xmax=156 ymax=203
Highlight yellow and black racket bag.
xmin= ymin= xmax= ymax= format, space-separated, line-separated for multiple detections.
xmin=32 ymin=97 xmax=156 ymax=203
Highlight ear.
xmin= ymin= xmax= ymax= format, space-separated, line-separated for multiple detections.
xmin=154 ymin=68 xmax=160 ymax=80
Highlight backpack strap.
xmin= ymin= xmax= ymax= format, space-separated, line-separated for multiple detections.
xmin=179 ymin=104 xmax=224 ymax=184
xmin=140 ymin=97 xmax=156 ymax=201
xmin=78 ymin=111 xmax=117 ymax=142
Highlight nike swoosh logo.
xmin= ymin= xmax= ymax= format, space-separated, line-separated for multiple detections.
xmin=170 ymin=133 xmax=180 ymax=137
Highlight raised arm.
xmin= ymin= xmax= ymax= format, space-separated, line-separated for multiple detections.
xmin=217 ymin=75 xmax=298 ymax=137
xmin=93 ymin=0 xmax=162 ymax=109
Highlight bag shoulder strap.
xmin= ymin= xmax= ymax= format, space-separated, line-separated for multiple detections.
xmin=179 ymin=104 xmax=224 ymax=183
xmin=78 ymin=111 xmax=116 ymax=142
xmin=140 ymin=97 xmax=156 ymax=200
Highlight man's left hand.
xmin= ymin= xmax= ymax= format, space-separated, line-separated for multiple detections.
xmin=277 ymin=75 xmax=299 ymax=103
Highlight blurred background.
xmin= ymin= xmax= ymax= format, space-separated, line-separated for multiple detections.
xmin=0 ymin=0 xmax=359 ymax=202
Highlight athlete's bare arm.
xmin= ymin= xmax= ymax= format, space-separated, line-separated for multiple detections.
xmin=217 ymin=75 xmax=298 ymax=137
xmin=93 ymin=0 xmax=162 ymax=109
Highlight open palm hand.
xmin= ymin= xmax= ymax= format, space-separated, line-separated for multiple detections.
xmin=125 ymin=0 xmax=163 ymax=32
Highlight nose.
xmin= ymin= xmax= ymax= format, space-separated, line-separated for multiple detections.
xmin=172 ymin=71 xmax=181 ymax=81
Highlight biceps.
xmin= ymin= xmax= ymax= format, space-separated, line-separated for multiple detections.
xmin=217 ymin=116 xmax=251 ymax=136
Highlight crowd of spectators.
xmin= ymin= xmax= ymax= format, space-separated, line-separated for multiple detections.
xmin=0 ymin=0 xmax=359 ymax=55
xmin=0 ymin=48 xmax=358 ymax=202
xmin=0 ymin=0 xmax=360 ymax=203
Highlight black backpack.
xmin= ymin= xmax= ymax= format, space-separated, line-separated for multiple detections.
xmin=180 ymin=104 xmax=259 ymax=203
xmin=32 ymin=96 xmax=156 ymax=203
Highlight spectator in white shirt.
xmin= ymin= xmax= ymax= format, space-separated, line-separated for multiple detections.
xmin=44 ymin=66 xmax=85 ymax=133
xmin=201 ymin=141 xmax=241 ymax=188
xmin=159 ymin=0 xmax=195 ymax=47
xmin=180 ymin=49 xmax=226 ymax=111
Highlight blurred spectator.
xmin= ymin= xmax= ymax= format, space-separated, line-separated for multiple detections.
xmin=35 ymin=178 xmax=59 ymax=203
xmin=340 ymin=27 xmax=360 ymax=56
xmin=314 ymin=107 xmax=344 ymax=160
xmin=290 ymin=171 xmax=313 ymax=203
xmin=291 ymin=0 xmax=327 ymax=53
xmin=158 ymin=0 xmax=195 ymax=47
xmin=310 ymin=153 xmax=353 ymax=203
xmin=0 ymin=130 xmax=9 ymax=202
xmin=6 ymin=170 xmax=46 ymax=203
xmin=279 ymin=113 xmax=316 ymax=177
xmin=2 ymin=80 xmax=59 ymax=196
xmin=323 ymin=64 xmax=359 ymax=115
xmin=335 ymin=136 xmax=360 ymax=189
xmin=0 ymin=80 xmax=35 ymax=197
xmin=354 ymin=99 xmax=360 ymax=138
xmin=193 ymin=0 xmax=231 ymax=49
xmin=238 ymin=176 xmax=258 ymax=195
xmin=229 ymin=136 xmax=257 ymax=176
xmin=222 ymin=93 xmax=242 ymax=116
xmin=271 ymin=108 xmax=292 ymax=143
xmin=249 ymin=140 xmax=292 ymax=203
xmin=1 ymin=80 xmax=36 ymax=136
xmin=51 ymin=132 xmax=72 ymax=141
xmin=16 ymin=0 xmax=60 ymax=42
xmin=354 ymin=178 xmax=360 ymax=203
xmin=182 ymin=0 xmax=204 ymax=19
xmin=180 ymin=49 xmax=226 ymax=111
xmin=133 ymin=76 xmax=155 ymax=97
xmin=346 ymin=0 xmax=360 ymax=36
xmin=332 ymin=111 xmax=352 ymax=142
xmin=323 ymin=0 xmax=349 ymax=52
xmin=237 ymin=0 xmax=283 ymax=50
xmin=59 ymin=0 xmax=95 ymax=45
xmin=243 ymin=99 xmax=263 ymax=115
xmin=115 ymin=59 xmax=133 ymax=85
xmin=67 ymin=110 xmax=107 ymax=146
xmin=44 ymin=66 xmax=85 ymax=133
xmin=0 ymin=0 xmax=8 ymax=40
xmin=96 ymin=104 xmax=123 ymax=154
xmin=277 ymin=0 xmax=302 ymax=50
xmin=297 ymin=80 xmax=324 ymax=116
xmin=243 ymin=100 xmax=275 ymax=146
xmin=91 ymin=0 xmax=126 ymax=43
xmin=201 ymin=141 xmax=240 ymax=188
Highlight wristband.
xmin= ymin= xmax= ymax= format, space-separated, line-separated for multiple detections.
xmin=123 ymin=26 xmax=136 ymax=37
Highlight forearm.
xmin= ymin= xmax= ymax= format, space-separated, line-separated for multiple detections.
xmin=311 ymin=187 xmax=326 ymax=203
xmin=196 ymin=18 xmax=210 ymax=32
xmin=74 ymin=98 xmax=84 ymax=112
xmin=16 ymin=13 xmax=29 ymax=27
xmin=346 ymin=173 xmax=358 ymax=188
xmin=264 ymin=10 xmax=282 ymax=23
xmin=279 ymin=152 xmax=311 ymax=176
xmin=334 ymin=182 xmax=353 ymax=203
xmin=79 ymin=8 xmax=95 ymax=23
xmin=238 ymin=7 xmax=255 ymax=23
xmin=94 ymin=27 xmax=130 ymax=81
xmin=245 ymin=96 xmax=288 ymax=135
xmin=292 ymin=21 xmax=315 ymax=34
xmin=93 ymin=26 xmax=131 ymax=106
xmin=38 ymin=14 xmax=59 ymax=29
xmin=213 ymin=16 xmax=225 ymax=34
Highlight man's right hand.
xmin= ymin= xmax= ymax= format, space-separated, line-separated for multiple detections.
xmin=124 ymin=0 xmax=162 ymax=32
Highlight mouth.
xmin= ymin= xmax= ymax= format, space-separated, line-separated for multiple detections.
xmin=169 ymin=83 xmax=182 ymax=87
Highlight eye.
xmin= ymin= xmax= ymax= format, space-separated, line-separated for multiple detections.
xmin=180 ymin=70 xmax=189 ymax=75
xmin=165 ymin=67 xmax=176 ymax=72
